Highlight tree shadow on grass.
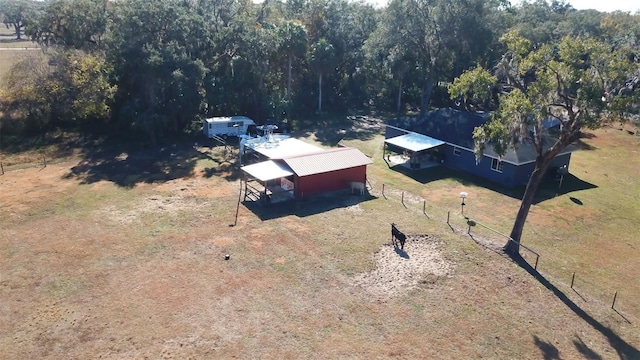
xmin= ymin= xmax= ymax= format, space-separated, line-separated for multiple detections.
xmin=573 ymin=335 xmax=603 ymax=360
xmin=533 ymin=335 xmax=562 ymax=360
xmin=0 ymin=131 xmax=79 ymax=160
xmin=63 ymin=138 xmax=242 ymax=187
xmin=0 ymin=36 xmax=27 ymax=44
xmin=574 ymin=131 xmax=598 ymax=151
xmin=514 ymin=256 xmax=639 ymax=360
xmin=296 ymin=114 xmax=383 ymax=147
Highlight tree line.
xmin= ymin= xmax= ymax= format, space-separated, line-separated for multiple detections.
xmin=0 ymin=0 xmax=638 ymax=144
xmin=1 ymin=0 xmax=639 ymax=253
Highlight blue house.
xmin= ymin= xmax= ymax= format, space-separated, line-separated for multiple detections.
xmin=384 ymin=108 xmax=578 ymax=188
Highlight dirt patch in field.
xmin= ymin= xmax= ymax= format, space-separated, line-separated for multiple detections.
xmin=153 ymin=175 xmax=237 ymax=199
xmin=0 ymin=162 xmax=77 ymax=214
xmin=342 ymin=204 xmax=364 ymax=215
xmin=95 ymin=194 xmax=211 ymax=225
xmin=351 ymin=234 xmax=453 ymax=300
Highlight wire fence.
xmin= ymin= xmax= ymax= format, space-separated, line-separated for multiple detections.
xmin=0 ymin=155 xmax=49 ymax=174
xmin=0 ymin=158 xmax=633 ymax=321
xmin=371 ymin=180 xmax=635 ymax=322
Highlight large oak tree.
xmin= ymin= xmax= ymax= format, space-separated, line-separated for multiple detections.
xmin=449 ymin=31 xmax=639 ymax=256
xmin=0 ymin=0 xmax=35 ymax=40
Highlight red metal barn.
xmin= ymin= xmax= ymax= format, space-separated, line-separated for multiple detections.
xmin=282 ymin=148 xmax=373 ymax=199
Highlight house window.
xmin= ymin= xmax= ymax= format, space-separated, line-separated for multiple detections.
xmin=453 ymin=147 xmax=461 ymax=156
xmin=491 ymin=158 xmax=503 ymax=173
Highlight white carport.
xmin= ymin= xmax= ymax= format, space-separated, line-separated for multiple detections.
xmin=241 ymin=160 xmax=294 ymax=181
xmin=383 ymin=132 xmax=445 ymax=170
xmin=384 ymin=132 xmax=445 ymax=152
xmin=240 ymin=160 xmax=295 ymax=203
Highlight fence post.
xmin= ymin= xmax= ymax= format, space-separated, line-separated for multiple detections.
xmin=43 ymin=155 xmax=47 ymax=168
xmin=401 ymin=191 xmax=404 ymax=206
xmin=534 ymin=255 xmax=539 ymax=270
xmin=423 ymin=200 xmax=426 ymax=215
xmin=571 ymin=273 xmax=575 ymax=289
xmin=447 ymin=211 xmax=450 ymax=225
xmin=382 ymin=183 xmax=385 ymax=199
xmin=612 ymin=291 xmax=618 ymax=309
xmin=0 ymin=162 xmax=3 ymax=175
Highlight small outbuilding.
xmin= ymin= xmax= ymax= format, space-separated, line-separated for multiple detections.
xmin=240 ymin=136 xmax=372 ymax=202
xmin=282 ymin=147 xmax=372 ymax=199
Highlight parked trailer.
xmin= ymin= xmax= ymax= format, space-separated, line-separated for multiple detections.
xmin=203 ymin=116 xmax=256 ymax=139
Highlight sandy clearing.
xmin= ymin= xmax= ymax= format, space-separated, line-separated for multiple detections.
xmin=350 ymin=234 xmax=453 ymax=300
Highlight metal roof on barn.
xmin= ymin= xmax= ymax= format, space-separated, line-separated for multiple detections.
xmin=282 ymin=147 xmax=373 ymax=177
xmin=245 ymin=136 xmax=323 ymax=159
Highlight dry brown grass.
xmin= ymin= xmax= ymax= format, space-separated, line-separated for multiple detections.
xmin=1 ymin=124 xmax=639 ymax=359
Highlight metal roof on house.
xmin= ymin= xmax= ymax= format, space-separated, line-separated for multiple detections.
xmin=384 ymin=132 xmax=445 ymax=152
xmin=386 ymin=108 xmax=578 ymax=165
xmin=483 ymin=136 xmax=579 ymax=165
xmin=386 ymin=108 xmax=489 ymax=149
xmin=245 ymin=136 xmax=323 ymax=159
xmin=241 ymin=160 xmax=294 ymax=181
xmin=282 ymin=147 xmax=373 ymax=177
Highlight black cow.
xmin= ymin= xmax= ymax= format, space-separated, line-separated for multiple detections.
xmin=391 ymin=223 xmax=407 ymax=250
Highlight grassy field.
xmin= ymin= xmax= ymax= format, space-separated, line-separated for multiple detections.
xmin=0 ymin=27 xmax=40 ymax=81
xmin=1 ymin=117 xmax=639 ymax=359
xmin=337 ymin=120 xmax=640 ymax=314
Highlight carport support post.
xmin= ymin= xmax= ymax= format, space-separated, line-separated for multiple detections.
xmin=232 ymin=178 xmax=243 ymax=226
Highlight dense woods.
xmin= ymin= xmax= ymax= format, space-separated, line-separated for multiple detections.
xmin=0 ymin=0 xmax=638 ymax=143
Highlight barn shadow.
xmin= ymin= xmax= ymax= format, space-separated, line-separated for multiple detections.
xmin=243 ymin=191 xmax=378 ymax=220
xmin=388 ymin=164 xmax=597 ymax=205
xmin=515 ymin=256 xmax=639 ymax=359
xmin=64 ymin=142 xmax=206 ymax=187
